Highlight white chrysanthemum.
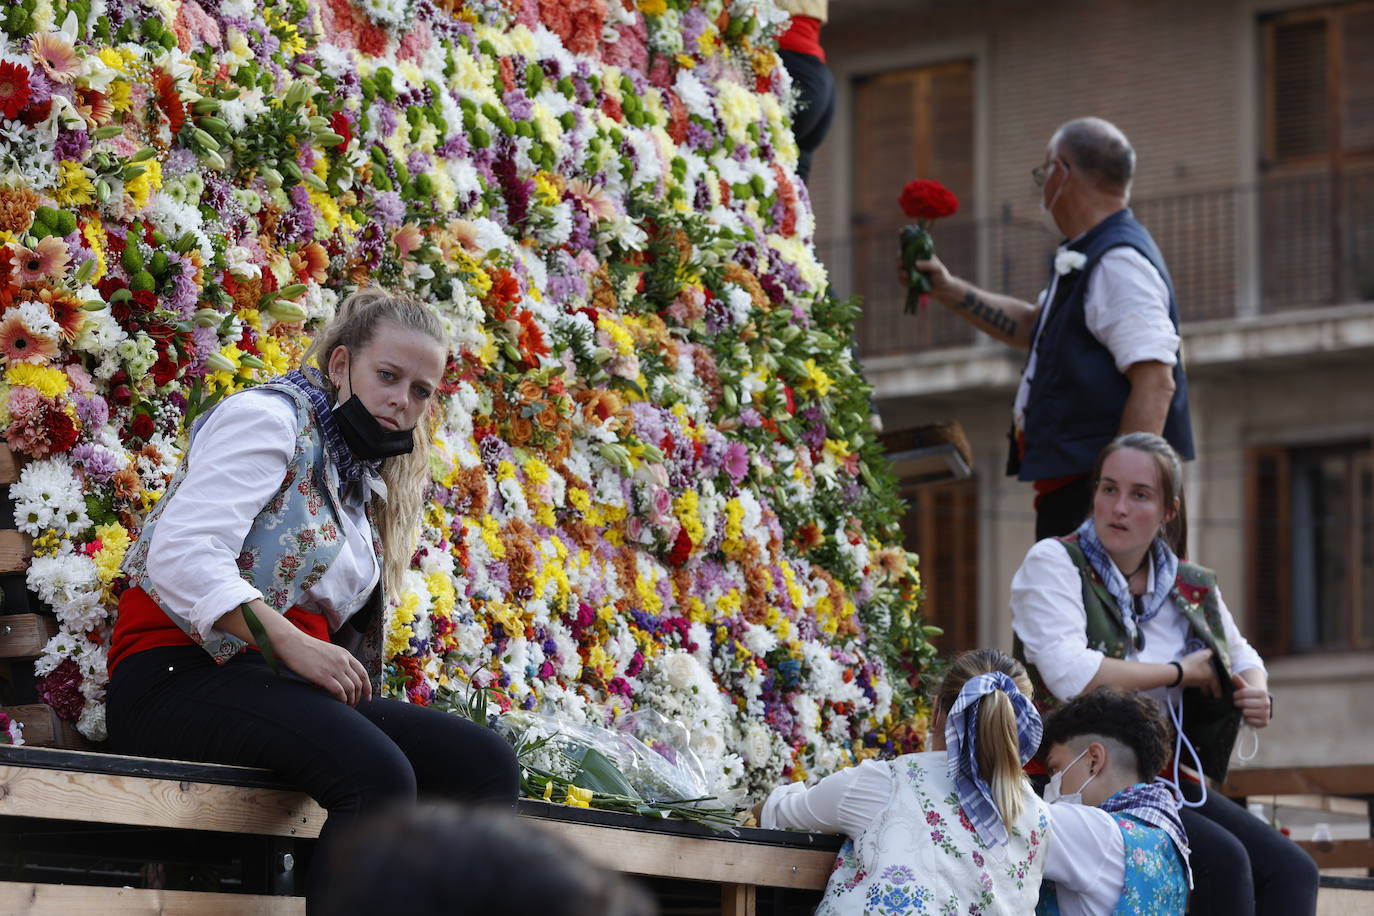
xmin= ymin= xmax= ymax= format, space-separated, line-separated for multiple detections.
xmin=12 ymin=459 xmax=89 ymax=536
xmin=76 ymin=702 xmax=106 ymax=742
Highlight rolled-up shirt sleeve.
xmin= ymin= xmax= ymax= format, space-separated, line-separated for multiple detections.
xmin=1216 ymin=586 xmax=1266 ymax=677
xmin=761 ymin=758 xmax=894 ymax=837
xmin=1010 ymin=539 xmax=1104 ymax=701
xmin=144 ymin=391 xmax=298 ymax=642
xmin=1085 ymin=247 xmax=1179 ymax=373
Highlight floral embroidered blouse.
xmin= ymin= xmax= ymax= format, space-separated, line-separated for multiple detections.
xmin=762 ymin=751 xmax=1050 ymax=915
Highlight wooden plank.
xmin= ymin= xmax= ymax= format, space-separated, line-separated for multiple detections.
xmin=0 ymin=531 xmax=32 ymax=575
xmin=1298 ymin=837 xmax=1374 ymax=871
xmin=0 ymin=448 xmax=20 ymax=486
xmin=0 ymin=764 xmax=326 ymax=839
xmin=1221 ymin=764 xmax=1374 ymax=799
xmin=1 ymin=705 xmax=96 ymax=750
xmin=527 ymin=817 xmax=835 ymax=890
xmin=0 ymin=616 xmax=58 ymax=660
xmin=0 ymin=882 xmax=303 ymax=915
xmin=722 ymin=883 xmax=757 ymax=916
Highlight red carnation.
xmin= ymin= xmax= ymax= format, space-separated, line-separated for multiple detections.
xmin=0 ymin=60 xmax=33 ymax=120
xmin=329 ymin=110 xmax=352 ymax=149
xmin=37 ymin=659 xmax=85 ymax=721
xmin=45 ymin=405 xmax=80 ymax=454
xmin=898 ymin=180 xmax=960 ymax=221
xmin=666 ymin=527 xmax=693 ymax=568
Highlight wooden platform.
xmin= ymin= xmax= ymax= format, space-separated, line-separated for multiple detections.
xmin=1222 ymin=763 xmax=1374 ymax=872
xmin=0 ymin=744 xmax=840 ymax=914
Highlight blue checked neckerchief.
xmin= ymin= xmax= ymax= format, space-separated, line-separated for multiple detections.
xmin=945 ymin=671 xmax=1043 ymax=849
xmin=1101 ymin=781 xmax=1194 ymax=887
xmin=1075 ymin=519 xmax=1177 ymax=651
xmin=276 ymin=369 xmax=384 ymax=499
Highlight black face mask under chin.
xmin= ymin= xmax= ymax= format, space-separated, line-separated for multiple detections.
xmin=332 ymin=361 xmax=415 ymax=460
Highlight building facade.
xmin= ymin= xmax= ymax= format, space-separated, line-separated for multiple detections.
xmin=808 ymin=0 xmax=1374 ymax=766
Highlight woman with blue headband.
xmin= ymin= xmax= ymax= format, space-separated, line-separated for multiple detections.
xmin=757 ymin=649 xmax=1050 ymax=915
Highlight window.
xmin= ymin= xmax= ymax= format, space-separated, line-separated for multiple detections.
xmin=849 ymin=61 xmax=976 ymax=356
xmin=900 ymin=476 xmax=978 ymax=652
xmin=1247 ymin=440 xmax=1374 ymax=656
xmin=1260 ymin=3 xmax=1374 ymax=308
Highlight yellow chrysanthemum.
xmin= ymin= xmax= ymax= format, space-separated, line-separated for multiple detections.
xmin=124 ymin=159 xmax=163 ymax=209
xmin=6 ymin=363 xmax=69 ymax=398
xmin=54 ymin=161 xmax=95 ymax=206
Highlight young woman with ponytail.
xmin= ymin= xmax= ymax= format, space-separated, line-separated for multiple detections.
xmin=106 ymin=288 xmax=519 ymax=908
xmin=757 ymin=649 xmax=1050 ymax=915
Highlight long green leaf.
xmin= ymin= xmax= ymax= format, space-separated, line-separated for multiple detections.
xmin=240 ymin=603 xmax=280 ymax=673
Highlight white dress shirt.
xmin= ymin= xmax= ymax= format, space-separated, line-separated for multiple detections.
xmin=1013 ymin=246 xmax=1180 ymax=432
xmin=145 ymin=388 xmax=380 ymax=644
xmin=1010 ymin=538 xmax=1264 ymax=709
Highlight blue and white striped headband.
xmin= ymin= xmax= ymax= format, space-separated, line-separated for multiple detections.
xmin=944 ymin=671 xmax=1042 ymax=849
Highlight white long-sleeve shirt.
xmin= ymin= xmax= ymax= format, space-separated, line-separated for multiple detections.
xmin=145 ymin=388 xmax=380 ymax=644
xmin=762 ymin=758 xmax=1122 ymax=915
xmin=1013 ymin=246 xmax=1179 ymax=432
xmin=1010 ymin=538 xmax=1264 ymax=708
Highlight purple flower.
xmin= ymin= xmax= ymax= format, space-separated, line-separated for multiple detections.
xmin=722 ymin=441 xmax=749 ymax=484
xmin=370 ymin=190 xmax=406 ymax=227
xmin=70 ymin=443 xmax=119 ymax=483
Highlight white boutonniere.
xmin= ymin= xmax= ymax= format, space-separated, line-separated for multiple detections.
xmin=1054 ymin=250 xmax=1088 ymax=275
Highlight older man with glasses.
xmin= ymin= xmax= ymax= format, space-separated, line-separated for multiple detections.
xmin=910 ymin=117 xmax=1194 ymax=542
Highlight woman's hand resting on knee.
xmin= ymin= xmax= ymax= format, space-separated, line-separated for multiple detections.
xmin=276 ymin=627 xmax=373 ymax=706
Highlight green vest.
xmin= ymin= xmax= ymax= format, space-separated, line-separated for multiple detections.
xmin=1014 ymin=536 xmax=1243 ymax=781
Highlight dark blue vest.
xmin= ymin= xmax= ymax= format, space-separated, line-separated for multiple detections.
xmin=1008 ymin=209 xmax=1194 ymax=481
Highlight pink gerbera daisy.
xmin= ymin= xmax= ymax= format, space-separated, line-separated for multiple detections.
xmin=0 ymin=311 xmax=60 ymax=364
xmin=10 ymin=237 xmax=71 ymax=285
xmin=30 ymin=32 xmax=80 ymax=84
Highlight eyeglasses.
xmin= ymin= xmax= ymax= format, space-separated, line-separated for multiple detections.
xmin=1031 ymin=159 xmax=1066 ymax=188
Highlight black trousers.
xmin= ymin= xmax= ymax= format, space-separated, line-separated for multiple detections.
xmin=1033 ymin=475 xmax=1095 ymax=541
xmin=778 ymin=49 xmax=835 ymax=184
xmin=1181 ymin=786 xmax=1319 ymax=916
xmin=106 ymin=645 xmax=520 ymax=908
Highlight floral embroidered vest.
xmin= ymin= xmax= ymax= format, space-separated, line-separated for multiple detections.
xmin=122 ymin=383 xmax=386 ymax=686
xmin=819 ymin=752 xmax=1049 ymax=916
xmin=1014 ymin=536 xmax=1242 ymax=781
xmin=1036 ymin=812 xmax=1189 ymax=916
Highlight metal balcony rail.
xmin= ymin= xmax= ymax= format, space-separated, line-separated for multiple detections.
xmin=814 ymin=170 xmax=1374 ymax=358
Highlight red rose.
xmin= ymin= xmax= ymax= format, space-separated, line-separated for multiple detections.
xmin=131 ymin=412 xmax=155 ymax=440
xmin=152 ymin=352 xmax=180 ymax=387
xmin=111 ymin=385 xmax=133 ymax=406
xmin=898 ymin=180 xmax=960 ymax=221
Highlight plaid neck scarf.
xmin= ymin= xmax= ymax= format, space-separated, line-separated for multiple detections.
xmin=945 ymin=671 xmax=1043 ymax=849
xmin=276 ymin=368 xmax=382 ymax=493
xmin=1101 ymin=781 xmax=1194 ymax=887
xmin=1075 ymin=519 xmax=1178 ymax=649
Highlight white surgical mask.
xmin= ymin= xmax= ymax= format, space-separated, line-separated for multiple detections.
xmin=1039 ymin=163 xmax=1067 ymax=235
xmin=1044 ymin=746 xmax=1095 ymax=805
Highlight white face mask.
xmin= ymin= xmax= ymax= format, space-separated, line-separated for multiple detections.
xmin=1044 ymin=746 xmax=1096 ymax=805
xmin=1039 ymin=162 xmax=1067 ymax=235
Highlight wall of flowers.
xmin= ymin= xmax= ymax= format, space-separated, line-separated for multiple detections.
xmin=0 ymin=0 xmax=936 ymax=798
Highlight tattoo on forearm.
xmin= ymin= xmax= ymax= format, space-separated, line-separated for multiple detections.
xmin=956 ymin=290 xmax=1017 ymax=337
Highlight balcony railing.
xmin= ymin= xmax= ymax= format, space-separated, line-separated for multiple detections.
xmin=817 ymin=171 xmax=1374 ymax=358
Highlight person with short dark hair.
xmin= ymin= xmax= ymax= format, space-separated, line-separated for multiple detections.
xmin=908 ymin=117 xmax=1194 ymax=541
xmin=1037 ymin=687 xmax=1188 ymax=915
xmin=313 ymin=803 xmax=658 ymax=916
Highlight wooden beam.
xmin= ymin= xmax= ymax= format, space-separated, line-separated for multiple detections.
xmin=1221 ymin=765 xmax=1374 ymax=799
xmin=526 ymin=817 xmax=835 ymax=890
xmin=2 ymin=705 xmax=93 ymax=750
xmin=0 ymin=531 xmax=32 ymax=576
xmin=722 ymin=882 xmax=757 ymax=916
xmin=0 ymin=616 xmax=58 ymax=660
xmin=0 ymin=881 xmax=303 ymax=915
xmin=1296 ymin=837 xmax=1374 ymax=870
xmin=0 ymin=764 xmax=327 ymax=839
xmin=0 ymin=448 xmax=20 ymax=486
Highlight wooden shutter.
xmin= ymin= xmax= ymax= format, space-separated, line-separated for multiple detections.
xmin=1266 ymin=17 xmax=1328 ymax=164
xmin=902 ymin=477 xmax=978 ymax=653
xmin=1246 ymin=447 xmax=1292 ymax=657
xmin=1342 ymin=6 xmax=1374 ymax=152
xmin=850 ymin=61 xmax=975 ymax=356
